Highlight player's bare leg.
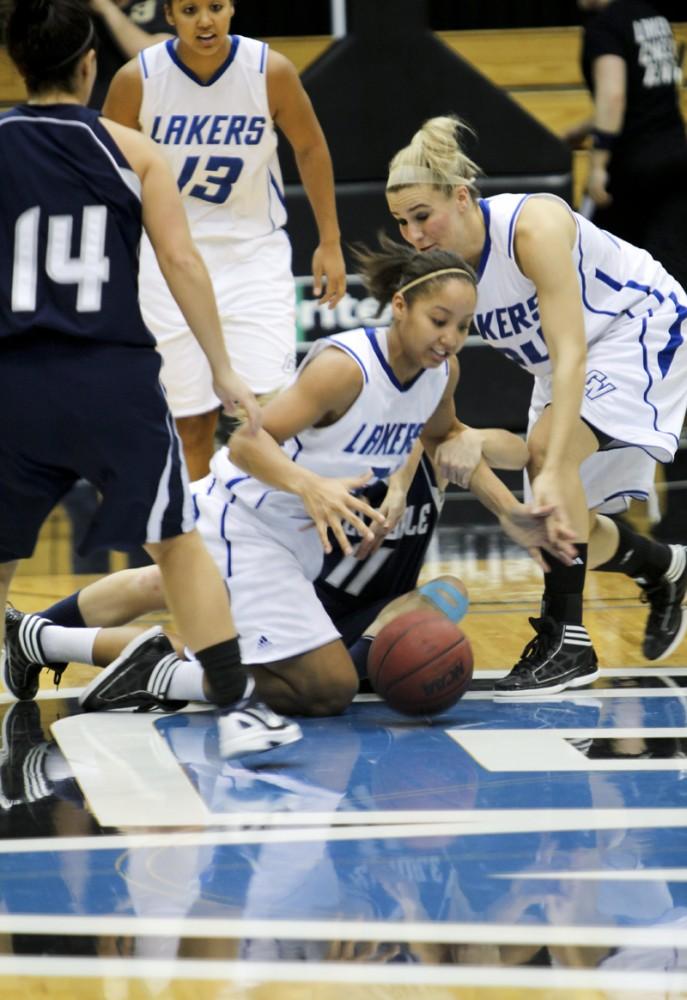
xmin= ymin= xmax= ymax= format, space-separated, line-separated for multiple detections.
xmin=366 ymin=574 xmax=468 ymax=637
xmin=75 ymin=565 xmax=165 ymax=627
xmin=174 ymin=409 xmax=219 ymax=481
xmin=495 ymin=412 xmax=600 ymax=697
xmin=145 ymin=532 xmax=237 ymax=653
xmin=245 ymin=641 xmax=359 ymax=716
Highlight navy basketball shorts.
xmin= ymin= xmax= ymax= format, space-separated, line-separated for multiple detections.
xmin=0 ymin=333 xmax=194 ymax=561
xmin=315 ymin=586 xmax=391 ymax=648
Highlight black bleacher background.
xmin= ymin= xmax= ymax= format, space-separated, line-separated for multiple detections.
xmin=232 ymin=0 xmax=685 ymax=35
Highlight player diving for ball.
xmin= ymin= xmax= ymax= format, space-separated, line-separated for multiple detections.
xmin=4 ymin=239 xmax=577 ymax=718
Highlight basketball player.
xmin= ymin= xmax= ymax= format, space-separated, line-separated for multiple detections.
xmin=0 ymin=0 xmax=303 ymax=758
xmin=11 ymin=425 xmax=526 ymax=705
xmin=5 ymin=243 xmax=570 ymax=715
xmin=101 ymin=0 xmax=346 ymax=478
xmin=37 ymin=240 xmax=574 ymax=717
xmin=386 ymin=115 xmax=687 ymax=697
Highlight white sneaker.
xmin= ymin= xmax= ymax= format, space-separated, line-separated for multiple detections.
xmin=218 ymin=700 xmax=302 ymax=759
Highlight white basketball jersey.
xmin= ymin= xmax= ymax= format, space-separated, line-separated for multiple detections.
xmin=210 ymin=326 xmax=450 ymax=519
xmin=138 ymin=35 xmax=286 ymax=242
xmin=474 ymin=193 xmax=685 ymax=377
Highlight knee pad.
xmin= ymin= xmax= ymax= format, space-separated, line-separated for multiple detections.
xmin=418 ymin=578 xmax=469 ymax=624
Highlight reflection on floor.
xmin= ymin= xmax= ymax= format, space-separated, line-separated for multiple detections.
xmin=2 ymin=508 xmax=687 ymax=999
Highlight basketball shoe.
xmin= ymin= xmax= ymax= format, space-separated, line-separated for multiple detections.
xmin=217 ymin=681 xmax=303 ymax=760
xmin=78 ymin=626 xmax=187 ymax=712
xmin=638 ymin=544 xmax=687 ymax=661
xmin=3 ymin=607 xmax=66 ymax=700
xmin=0 ymin=702 xmax=52 ymax=809
xmin=493 ymin=616 xmax=599 ymax=698
xmin=78 ymin=628 xmax=303 ymax=759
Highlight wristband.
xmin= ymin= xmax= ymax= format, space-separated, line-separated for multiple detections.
xmin=590 ymin=128 xmax=618 ymax=151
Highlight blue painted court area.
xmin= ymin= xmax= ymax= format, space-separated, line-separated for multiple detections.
xmin=2 ymin=680 xmax=687 ymax=985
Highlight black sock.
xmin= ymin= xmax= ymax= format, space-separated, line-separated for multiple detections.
xmin=348 ymin=635 xmax=373 ymax=680
xmin=594 ymin=518 xmax=672 ymax=583
xmin=541 ymin=544 xmax=588 ymax=625
xmin=196 ymin=638 xmax=248 ymax=707
xmin=39 ymin=591 xmax=85 ymax=627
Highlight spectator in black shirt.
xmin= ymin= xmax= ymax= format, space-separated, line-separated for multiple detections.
xmin=87 ymin=0 xmax=171 ymax=109
xmin=566 ymin=0 xmax=687 ymax=288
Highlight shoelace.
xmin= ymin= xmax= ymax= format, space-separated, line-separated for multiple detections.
xmin=50 ymin=664 xmax=66 ymax=689
xmin=513 ymin=617 xmax=558 ymax=671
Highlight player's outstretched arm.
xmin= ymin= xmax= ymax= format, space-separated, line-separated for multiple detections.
xmin=478 ymin=428 xmax=529 ymax=470
xmin=88 ymin=0 xmax=171 ymax=61
xmin=229 ymin=348 xmax=387 ymax=553
xmin=100 ymin=120 xmax=261 ymax=431
xmin=421 ymin=360 xmax=576 ymax=568
xmin=267 ymin=50 xmax=345 ymax=307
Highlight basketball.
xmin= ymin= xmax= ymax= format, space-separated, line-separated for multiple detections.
xmin=367 ymin=609 xmax=474 ymax=716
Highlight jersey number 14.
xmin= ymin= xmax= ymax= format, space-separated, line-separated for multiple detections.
xmin=11 ymin=205 xmax=110 ymax=313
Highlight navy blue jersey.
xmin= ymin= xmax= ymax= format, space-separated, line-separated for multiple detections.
xmin=315 ymin=453 xmax=442 ymax=617
xmin=0 ymin=104 xmax=154 ymax=347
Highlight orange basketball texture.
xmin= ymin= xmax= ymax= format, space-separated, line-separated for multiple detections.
xmin=367 ymin=609 xmax=474 ymax=716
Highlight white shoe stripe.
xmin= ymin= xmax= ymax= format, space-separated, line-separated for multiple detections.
xmin=19 ymin=616 xmax=45 ymax=663
xmin=665 ymin=545 xmax=687 ymax=583
xmin=148 ymin=653 xmax=179 ymax=699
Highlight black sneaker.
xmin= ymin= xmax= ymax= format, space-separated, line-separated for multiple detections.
xmin=493 ymin=616 xmax=599 ymax=698
xmin=78 ymin=626 xmax=187 ymax=713
xmin=0 ymin=702 xmax=52 ymax=808
xmin=2 ymin=607 xmax=66 ymax=701
xmin=638 ymin=545 xmax=687 ymax=661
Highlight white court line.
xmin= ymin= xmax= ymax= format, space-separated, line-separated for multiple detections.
xmin=4 ymin=808 xmax=687 ymax=851
xmin=0 ymin=955 xmax=684 ymax=992
xmin=452 ymin=727 xmax=687 ymax=771
xmin=501 ymin=868 xmax=687 ymax=882
xmin=0 ymin=666 xmax=682 ymax=706
xmin=0 ymin=914 xmax=686 ymax=949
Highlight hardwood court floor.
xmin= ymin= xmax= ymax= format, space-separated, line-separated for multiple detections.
xmin=2 ymin=527 xmax=687 ymax=1000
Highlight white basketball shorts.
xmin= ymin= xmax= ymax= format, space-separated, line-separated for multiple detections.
xmin=140 ymin=229 xmax=297 ymax=417
xmin=191 ymin=476 xmax=341 ymax=664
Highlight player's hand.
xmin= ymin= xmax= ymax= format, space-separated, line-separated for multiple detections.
xmin=212 ymin=369 xmax=262 ymax=434
xmin=587 ymin=164 xmax=612 ymax=208
xmin=299 ymin=472 xmax=388 ymax=555
xmin=561 ymin=122 xmax=590 ymax=150
xmin=499 ymin=502 xmax=578 ymax=571
xmin=312 ymin=241 xmax=346 ymax=308
xmin=530 ymin=469 xmax=578 ymax=550
xmin=354 ymin=481 xmax=407 ymax=560
xmin=434 ymin=428 xmax=484 ymax=488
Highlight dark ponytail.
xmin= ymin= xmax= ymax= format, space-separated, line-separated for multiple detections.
xmin=5 ymin=0 xmax=95 ymax=95
xmin=351 ymin=233 xmax=476 ymax=312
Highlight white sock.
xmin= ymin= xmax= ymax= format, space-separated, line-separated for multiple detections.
xmin=166 ymin=657 xmax=209 ymax=702
xmin=38 ymin=623 xmax=100 ymax=665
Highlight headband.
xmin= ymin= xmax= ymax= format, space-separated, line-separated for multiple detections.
xmin=386 ymin=164 xmax=475 ymax=190
xmin=398 ymin=268 xmax=474 ymax=295
xmin=41 ymin=20 xmax=95 ymax=72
